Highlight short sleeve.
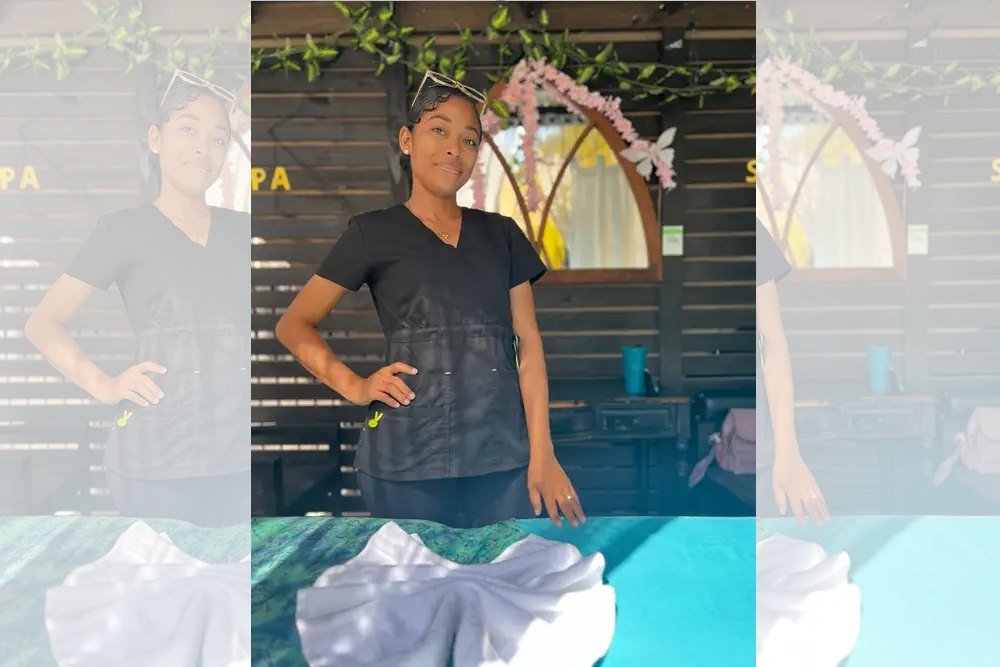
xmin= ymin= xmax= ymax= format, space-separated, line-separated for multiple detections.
xmin=65 ymin=217 xmax=121 ymax=290
xmin=316 ymin=218 xmax=371 ymax=291
xmin=508 ymin=217 xmax=547 ymax=288
xmin=756 ymin=218 xmax=791 ymax=287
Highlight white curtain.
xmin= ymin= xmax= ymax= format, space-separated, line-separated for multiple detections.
xmin=806 ymin=162 xmax=891 ymax=268
xmin=568 ymin=157 xmax=646 ymax=269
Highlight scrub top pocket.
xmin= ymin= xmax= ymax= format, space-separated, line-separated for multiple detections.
xmin=356 ymin=371 xmax=453 ymax=479
xmin=105 ymin=371 xmax=201 ymax=479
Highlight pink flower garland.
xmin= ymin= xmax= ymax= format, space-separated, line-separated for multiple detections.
xmin=472 ymin=57 xmax=677 ymax=210
xmin=758 ymin=58 xmax=922 ymax=210
xmin=216 ymin=106 xmax=250 ymax=210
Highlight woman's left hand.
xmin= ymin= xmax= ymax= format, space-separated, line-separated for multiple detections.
xmin=772 ymin=451 xmax=830 ymax=527
xmin=527 ymin=452 xmax=586 ymax=527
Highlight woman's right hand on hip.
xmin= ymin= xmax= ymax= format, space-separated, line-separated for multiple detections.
xmin=348 ymin=362 xmax=418 ymax=408
xmin=97 ymin=361 xmax=166 ymax=407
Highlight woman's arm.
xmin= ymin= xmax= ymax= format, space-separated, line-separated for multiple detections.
xmin=24 ymin=275 xmax=116 ymax=403
xmin=511 ymin=281 xmax=585 ymax=527
xmin=757 ymin=280 xmax=797 ymax=458
xmin=275 ymin=276 xmax=367 ymax=404
xmin=510 ymin=281 xmax=553 ymax=457
xmin=276 ymin=276 xmax=416 ymax=407
xmin=758 ymin=278 xmax=830 ymax=525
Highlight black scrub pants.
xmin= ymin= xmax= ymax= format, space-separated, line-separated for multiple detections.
xmin=756 ymin=466 xmax=779 ymax=518
xmin=106 ymin=470 xmax=250 ymax=527
xmin=357 ymin=466 xmax=536 ymax=529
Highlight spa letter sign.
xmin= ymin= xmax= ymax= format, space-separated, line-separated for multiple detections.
xmin=991 ymin=159 xmax=1000 ymax=183
xmin=746 ymin=160 xmax=755 ymax=184
xmin=251 ymin=166 xmax=292 ymax=191
xmin=0 ymin=166 xmax=40 ymax=190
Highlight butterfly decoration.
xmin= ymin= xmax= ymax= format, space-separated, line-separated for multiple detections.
xmin=865 ymin=126 xmax=921 ymax=180
xmin=620 ymin=127 xmax=677 ymax=181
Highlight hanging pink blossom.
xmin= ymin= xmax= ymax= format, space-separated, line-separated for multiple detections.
xmin=217 ymin=105 xmax=250 ymax=210
xmin=230 ymin=107 xmax=250 ymax=135
xmin=757 ymin=57 xmax=922 ymax=212
xmin=471 ymin=159 xmax=487 ymax=210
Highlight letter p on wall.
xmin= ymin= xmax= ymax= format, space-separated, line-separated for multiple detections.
xmin=0 ymin=166 xmax=40 ymax=190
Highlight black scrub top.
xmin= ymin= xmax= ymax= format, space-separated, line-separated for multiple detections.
xmin=318 ymin=204 xmax=547 ymax=481
xmin=65 ymin=203 xmax=250 ymax=480
xmin=756 ymin=218 xmax=792 ymax=469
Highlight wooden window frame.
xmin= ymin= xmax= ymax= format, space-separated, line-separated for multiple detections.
xmin=756 ymin=104 xmax=907 ymax=283
xmin=484 ymin=80 xmax=662 ymax=285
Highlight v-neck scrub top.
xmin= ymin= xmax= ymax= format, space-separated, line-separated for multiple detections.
xmin=317 ymin=204 xmax=547 ymax=482
xmin=65 ymin=203 xmax=250 ymax=480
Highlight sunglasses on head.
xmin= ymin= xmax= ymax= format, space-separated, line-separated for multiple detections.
xmin=412 ymin=70 xmax=488 ymax=118
xmin=160 ymin=69 xmax=237 ymax=114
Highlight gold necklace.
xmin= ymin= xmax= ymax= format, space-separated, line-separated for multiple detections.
xmin=154 ymin=202 xmax=208 ymax=241
xmin=406 ymin=204 xmax=458 ymax=241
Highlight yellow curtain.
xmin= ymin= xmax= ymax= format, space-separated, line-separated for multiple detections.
xmin=537 ymin=125 xmax=618 ymax=169
xmin=754 ymin=123 xmax=860 ymax=269
xmin=497 ymin=178 xmax=568 ymax=270
xmin=784 ymin=124 xmax=862 ymax=168
xmin=756 ymin=187 xmax=814 ymax=268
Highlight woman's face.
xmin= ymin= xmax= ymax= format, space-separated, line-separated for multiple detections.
xmin=149 ymin=93 xmax=231 ymax=198
xmin=401 ymin=94 xmax=482 ymax=199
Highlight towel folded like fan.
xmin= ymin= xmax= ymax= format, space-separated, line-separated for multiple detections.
xmin=44 ymin=521 xmax=251 ymax=667
xmin=756 ymin=533 xmax=861 ymax=667
xmin=296 ymin=521 xmax=616 ymax=667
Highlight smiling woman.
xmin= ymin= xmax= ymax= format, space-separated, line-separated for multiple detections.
xmin=23 ymin=71 xmax=251 ymax=527
xmin=274 ymin=71 xmax=587 ymax=530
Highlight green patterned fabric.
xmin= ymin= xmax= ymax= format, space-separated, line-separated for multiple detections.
xmin=0 ymin=516 xmax=250 ymax=666
xmin=756 ymin=518 xmax=771 ymax=543
xmin=251 ymin=517 xmax=529 ymax=667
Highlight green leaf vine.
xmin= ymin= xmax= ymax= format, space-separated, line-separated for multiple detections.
xmin=0 ymin=1 xmax=250 ymax=96
xmin=13 ymin=2 xmax=985 ymax=115
xmin=251 ymin=2 xmax=756 ymax=106
xmin=762 ymin=8 xmax=1000 ymax=102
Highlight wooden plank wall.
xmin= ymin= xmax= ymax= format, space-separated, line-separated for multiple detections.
xmin=0 ymin=47 xmax=245 ymax=514
xmin=763 ymin=30 xmax=1000 ymax=397
xmin=250 ymin=28 xmax=756 ymax=515
xmin=922 ymin=34 xmax=1000 ymax=394
xmin=678 ymin=35 xmax=756 ymax=395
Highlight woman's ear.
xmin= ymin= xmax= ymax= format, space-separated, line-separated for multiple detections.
xmin=398 ymin=126 xmax=412 ymax=156
xmin=147 ymin=125 xmax=161 ymax=156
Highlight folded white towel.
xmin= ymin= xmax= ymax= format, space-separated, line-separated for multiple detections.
xmin=44 ymin=520 xmax=250 ymax=667
xmin=296 ymin=521 xmax=615 ymax=667
xmin=756 ymin=533 xmax=862 ymax=667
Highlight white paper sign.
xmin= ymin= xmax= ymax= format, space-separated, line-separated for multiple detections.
xmin=907 ymin=224 xmax=929 ymax=256
xmin=662 ymin=225 xmax=684 ymax=256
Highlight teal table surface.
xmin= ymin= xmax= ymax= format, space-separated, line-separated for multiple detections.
xmin=761 ymin=516 xmax=1000 ymax=667
xmin=0 ymin=517 xmax=250 ymax=665
xmin=251 ymin=516 xmax=755 ymax=667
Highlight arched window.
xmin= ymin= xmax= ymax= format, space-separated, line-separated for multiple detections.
xmin=457 ymin=81 xmax=662 ymax=284
xmin=755 ymin=87 xmax=906 ymax=282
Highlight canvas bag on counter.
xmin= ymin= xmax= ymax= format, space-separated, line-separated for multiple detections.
xmin=689 ymin=408 xmax=756 ymax=488
xmin=933 ymin=407 xmax=1000 ymax=485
